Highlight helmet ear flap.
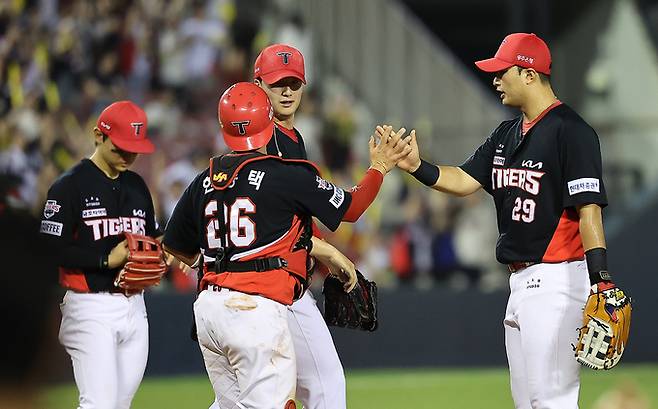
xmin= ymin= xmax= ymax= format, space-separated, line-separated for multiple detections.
xmin=218 ymin=82 xmax=275 ymax=151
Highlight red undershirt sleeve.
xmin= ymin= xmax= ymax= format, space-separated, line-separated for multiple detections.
xmin=342 ymin=168 xmax=384 ymax=222
xmin=311 ymin=220 xmax=323 ymax=239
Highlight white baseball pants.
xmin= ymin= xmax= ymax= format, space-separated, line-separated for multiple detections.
xmin=59 ymin=291 xmax=148 ymax=409
xmin=208 ymin=290 xmax=346 ymax=409
xmin=504 ymin=260 xmax=590 ymax=409
xmin=195 ymin=288 xmax=296 ymax=409
xmin=287 ymin=290 xmax=346 ymax=409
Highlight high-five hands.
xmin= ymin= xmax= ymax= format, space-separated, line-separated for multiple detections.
xmin=376 ymin=125 xmax=420 ymax=173
xmin=368 ymin=125 xmax=413 ymax=175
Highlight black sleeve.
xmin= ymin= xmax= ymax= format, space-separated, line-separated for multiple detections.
xmin=279 ymin=165 xmax=353 ymax=232
xmin=134 ymin=173 xmax=161 ymax=237
xmin=163 ymin=171 xmax=206 ymax=255
xmin=40 ymin=177 xmax=105 ymax=269
xmin=459 ymin=128 xmax=500 ymax=191
xmin=145 ymin=189 xmax=161 ymax=237
xmin=560 ymin=119 xmax=608 ymax=208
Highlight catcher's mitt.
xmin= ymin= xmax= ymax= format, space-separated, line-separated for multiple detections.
xmin=114 ymin=233 xmax=167 ymax=291
xmin=322 ymin=270 xmax=378 ymax=331
xmin=575 ymin=282 xmax=631 ymax=370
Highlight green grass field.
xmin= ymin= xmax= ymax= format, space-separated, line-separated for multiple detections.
xmin=44 ymin=364 xmax=658 ymax=409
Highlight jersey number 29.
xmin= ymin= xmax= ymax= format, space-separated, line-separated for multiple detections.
xmin=205 ymin=198 xmax=256 ymax=248
xmin=512 ymin=197 xmax=536 ymax=223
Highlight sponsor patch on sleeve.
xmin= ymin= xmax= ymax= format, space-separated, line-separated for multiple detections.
xmin=43 ymin=200 xmax=61 ymax=219
xmin=329 ymin=187 xmax=345 ymax=208
xmin=40 ymin=220 xmax=63 ymax=236
xmin=316 ymin=175 xmax=335 ymax=191
xmin=568 ymin=178 xmax=600 ymax=195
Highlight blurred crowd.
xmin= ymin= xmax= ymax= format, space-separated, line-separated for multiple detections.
xmin=0 ymin=0 xmax=506 ymax=293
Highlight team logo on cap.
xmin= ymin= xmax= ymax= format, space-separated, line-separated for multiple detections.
xmin=230 ymin=120 xmax=251 ymax=135
xmin=131 ymin=122 xmax=144 ymax=136
xmin=276 ymin=51 xmax=292 ymax=64
xmin=100 ymin=121 xmax=111 ymax=131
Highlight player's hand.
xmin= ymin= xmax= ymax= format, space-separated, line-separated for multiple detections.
xmin=368 ymin=125 xmax=412 ymax=175
xmin=326 ymin=249 xmax=357 ymax=292
xmin=108 ymin=239 xmax=129 ymax=269
xmin=377 ymin=126 xmax=420 ymax=173
xmin=310 ymin=238 xmax=357 ymax=292
xmin=164 ymin=251 xmax=197 ymax=276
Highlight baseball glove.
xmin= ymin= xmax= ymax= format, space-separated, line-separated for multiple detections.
xmin=575 ymin=282 xmax=631 ymax=370
xmin=114 ymin=233 xmax=167 ymax=291
xmin=322 ymin=270 xmax=378 ymax=331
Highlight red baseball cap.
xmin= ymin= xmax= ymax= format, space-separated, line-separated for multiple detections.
xmin=253 ymin=44 xmax=306 ymax=84
xmin=475 ymin=33 xmax=551 ymax=75
xmin=96 ymin=101 xmax=154 ymax=154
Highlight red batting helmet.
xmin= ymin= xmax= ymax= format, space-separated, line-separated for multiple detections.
xmin=218 ymin=82 xmax=275 ymax=151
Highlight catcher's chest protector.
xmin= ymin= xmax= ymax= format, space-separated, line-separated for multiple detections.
xmin=203 ymin=153 xmax=319 ymax=302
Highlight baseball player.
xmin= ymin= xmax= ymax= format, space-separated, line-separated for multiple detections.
xmin=392 ymin=33 xmax=621 ymax=408
xmin=40 ymin=101 xmax=160 ymax=409
xmin=256 ymin=43 xmax=352 ymax=409
xmin=162 ymin=82 xmax=410 ymax=409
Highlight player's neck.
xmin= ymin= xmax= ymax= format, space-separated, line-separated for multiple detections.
xmin=274 ymin=114 xmax=295 ymax=130
xmin=521 ymin=88 xmax=558 ymax=123
xmin=90 ymin=151 xmax=120 ymax=179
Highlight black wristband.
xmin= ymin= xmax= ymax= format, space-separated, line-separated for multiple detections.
xmin=410 ymin=159 xmax=440 ymax=186
xmin=585 ymin=248 xmax=611 ymax=283
xmin=589 ymin=270 xmax=613 ymax=284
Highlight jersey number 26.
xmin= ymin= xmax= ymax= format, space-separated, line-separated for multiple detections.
xmin=204 ymin=198 xmax=256 ymax=248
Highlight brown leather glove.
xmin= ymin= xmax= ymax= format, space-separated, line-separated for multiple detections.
xmin=575 ymin=281 xmax=631 ymax=370
xmin=114 ymin=233 xmax=167 ymax=290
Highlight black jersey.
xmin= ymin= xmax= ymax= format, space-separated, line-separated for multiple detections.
xmin=266 ymin=125 xmax=307 ymax=159
xmin=460 ymin=103 xmax=607 ymax=264
xmin=40 ymin=159 xmax=158 ymax=292
xmin=163 ymin=153 xmax=352 ymax=304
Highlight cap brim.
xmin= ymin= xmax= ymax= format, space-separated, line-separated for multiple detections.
xmin=223 ymin=121 xmax=275 ymax=152
xmin=474 ymin=58 xmax=514 ymax=73
xmin=111 ymin=137 xmax=155 ymax=154
xmin=261 ymin=71 xmax=306 ymax=85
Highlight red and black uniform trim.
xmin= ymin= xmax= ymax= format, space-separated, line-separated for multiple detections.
xmin=39 ymin=159 xmax=159 ymax=292
xmin=460 ymin=103 xmax=607 ymax=265
xmin=163 ymin=152 xmax=353 ymax=305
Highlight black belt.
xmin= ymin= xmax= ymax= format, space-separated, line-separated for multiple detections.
xmin=507 ymin=261 xmax=537 ymax=273
xmin=210 ymin=256 xmax=288 ymax=274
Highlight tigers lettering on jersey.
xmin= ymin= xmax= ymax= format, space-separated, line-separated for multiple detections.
xmin=84 ymin=217 xmax=147 ymax=240
xmin=460 ymin=103 xmax=607 ymax=264
xmin=40 ymin=159 xmax=158 ymax=293
xmin=491 ymin=168 xmax=545 ymax=195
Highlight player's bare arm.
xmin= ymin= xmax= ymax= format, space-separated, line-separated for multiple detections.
xmin=162 ymin=244 xmax=200 ymax=268
xmin=311 ymin=237 xmax=357 ymax=292
xmin=378 ymin=126 xmax=481 ymax=196
xmin=577 ymin=204 xmax=606 ymax=251
xmin=107 ymin=239 xmax=129 ymax=268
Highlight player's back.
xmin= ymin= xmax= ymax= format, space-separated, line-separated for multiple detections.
xmin=165 ymin=152 xmax=351 ymax=304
